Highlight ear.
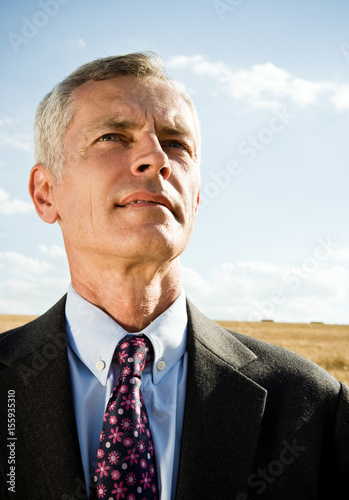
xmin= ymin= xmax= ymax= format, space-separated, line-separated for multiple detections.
xmin=29 ymin=164 xmax=59 ymax=224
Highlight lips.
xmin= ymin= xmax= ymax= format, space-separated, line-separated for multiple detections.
xmin=116 ymin=192 xmax=173 ymax=212
xmin=122 ymin=200 xmax=159 ymax=207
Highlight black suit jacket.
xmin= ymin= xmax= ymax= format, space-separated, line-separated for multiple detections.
xmin=0 ymin=296 xmax=348 ymax=499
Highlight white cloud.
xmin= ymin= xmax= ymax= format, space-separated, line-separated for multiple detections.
xmin=0 ymin=131 xmax=32 ymax=152
xmin=0 ymin=115 xmax=31 ymax=150
xmin=0 ymin=252 xmax=51 ymax=274
xmin=39 ymin=244 xmax=66 ymax=257
xmin=0 ymin=188 xmax=33 ymax=214
xmin=0 ymin=116 xmax=13 ymax=126
xmin=182 ymin=267 xmax=213 ymax=295
xmin=331 ymin=84 xmax=349 ymax=111
xmin=5 ymin=279 xmax=33 ymax=292
xmin=0 ymin=298 xmax=34 ymax=315
xmin=0 ymin=248 xmax=69 ymax=315
xmin=332 ymin=247 xmax=349 ymax=263
xmin=167 ymin=55 xmax=339 ymax=109
xmin=183 ymin=247 xmax=349 ymax=324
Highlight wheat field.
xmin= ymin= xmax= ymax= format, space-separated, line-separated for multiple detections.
xmin=1 ymin=315 xmax=348 ymax=385
xmin=216 ymin=320 xmax=349 ymax=385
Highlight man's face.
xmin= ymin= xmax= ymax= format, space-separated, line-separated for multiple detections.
xmin=52 ymin=76 xmax=200 ymax=268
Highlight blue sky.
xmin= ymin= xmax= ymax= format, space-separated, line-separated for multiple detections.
xmin=1 ymin=0 xmax=348 ymax=323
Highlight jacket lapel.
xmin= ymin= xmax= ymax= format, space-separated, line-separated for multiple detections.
xmin=0 ymin=297 xmax=86 ymax=498
xmin=176 ymin=300 xmax=267 ymax=499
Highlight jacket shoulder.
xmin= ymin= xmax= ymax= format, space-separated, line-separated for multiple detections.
xmin=230 ymin=329 xmax=343 ymax=396
xmin=0 ymin=296 xmax=67 ymax=367
xmin=186 ymin=299 xmax=341 ymax=387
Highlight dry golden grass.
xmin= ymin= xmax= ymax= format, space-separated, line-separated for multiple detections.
xmin=217 ymin=320 xmax=349 ymax=385
xmin=1 ymin=315 xmax=348 ymax=385
xmin=0 ymin=315 xmax=39 ymax=333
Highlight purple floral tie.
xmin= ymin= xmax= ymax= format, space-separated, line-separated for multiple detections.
xmin=90 ymin=336 xmax=159 ymax=500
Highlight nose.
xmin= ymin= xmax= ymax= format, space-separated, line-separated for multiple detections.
xmin=131 ymin=133 xmax=171 ymax=180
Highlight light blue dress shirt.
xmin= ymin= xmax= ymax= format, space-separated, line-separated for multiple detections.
xmin=65 ymin=284 xmax=188 ymax=500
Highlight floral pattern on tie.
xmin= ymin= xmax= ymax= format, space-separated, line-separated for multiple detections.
xmin=90 ymin=336 xmax=158 ymax=500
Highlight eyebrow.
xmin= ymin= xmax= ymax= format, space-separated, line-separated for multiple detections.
xmin=160 ymin=124 xmax=194 ymax=140
xmin=85 ymin=118 xmax=138 ymax=137
xmin=85 ymin=118 xmax=195 ymax=142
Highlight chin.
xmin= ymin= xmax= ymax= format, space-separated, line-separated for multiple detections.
xmin=121 ymin=232 xmax=184 ymax=262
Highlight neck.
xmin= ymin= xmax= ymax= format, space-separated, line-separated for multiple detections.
xmin=69 ymin=256 xmax=182 ymax=332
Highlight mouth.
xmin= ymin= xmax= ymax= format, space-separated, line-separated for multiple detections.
xmin=119 ymin=200 xmax=164 ymax=208
xmin=116 ymin=192 xmax=173 ymax=212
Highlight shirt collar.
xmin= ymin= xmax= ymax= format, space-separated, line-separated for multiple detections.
xmin=65 ymin=284 xmax=188 ymax=386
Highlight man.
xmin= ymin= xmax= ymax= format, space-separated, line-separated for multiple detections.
xmin=0 ymin=53 xmax=348 ymax=500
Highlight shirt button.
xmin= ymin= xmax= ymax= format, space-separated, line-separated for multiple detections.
xmin=96 ymin=360 xmax=105 ymax=371
xmin=157 ymin=360 xmax=166 ymax=371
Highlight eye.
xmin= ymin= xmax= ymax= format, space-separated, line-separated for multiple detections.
xmin=167 ymin=140 xmax=185 ymax=149
xmin=99 ymin=133 xmax=118 ymax=142
xmin=164 ymin=140 xmax=192 ymax=155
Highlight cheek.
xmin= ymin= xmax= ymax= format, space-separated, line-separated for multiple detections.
xmin=80 ymin=147 xmax=130 ymax=175
xmin=55 ymin=179 xmax=92 ymax=226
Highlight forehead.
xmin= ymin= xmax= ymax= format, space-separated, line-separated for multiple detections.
xmin=70 ymin=76 xmax=196 ymax=137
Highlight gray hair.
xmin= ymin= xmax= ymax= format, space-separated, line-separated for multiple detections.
xmin=34 ymin=52 xmax=200 ymax=180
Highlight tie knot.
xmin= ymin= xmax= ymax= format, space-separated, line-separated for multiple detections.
xmin=116 ymin=335 xmax=153 ymax=378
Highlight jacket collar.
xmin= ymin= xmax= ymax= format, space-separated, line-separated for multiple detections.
xmin=176 ymin=300 xmax=267 ymax=498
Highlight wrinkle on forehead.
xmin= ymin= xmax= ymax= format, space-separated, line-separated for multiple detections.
xmin=83 ymin=105 xmax=192 ymax=135
xmin=71 ymin=76 xmax=197 ymax=148
xmin=72 ymin=76 xmax=186 ymax=117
